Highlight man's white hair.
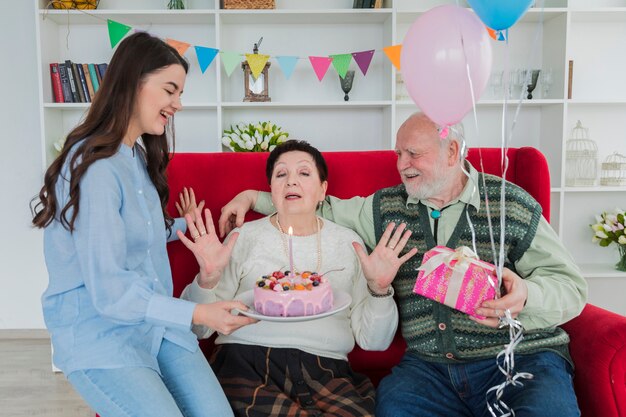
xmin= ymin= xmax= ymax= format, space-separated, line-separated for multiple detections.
xmin=440 ymin=122 xmax=467 ymax=160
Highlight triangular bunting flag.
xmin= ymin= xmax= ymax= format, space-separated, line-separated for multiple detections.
xmin=195 ymin=46 xmax=218 ymax=73
xmin=383 ymin=44 xmax=402 ymax=70
xmin=166 ymin=39 xmax=191 ymax=57
xmin=275 ymin=56 xmax=298 ymax=79
xmin=221 ymin=51 xmax=242 ymax=77
xmin=308 ymin=56 xmax=333 ymax=82
xmin=352 ymin=50 xmax=375 ymax=76
xmin=107 ymin=20 xmax=132 ymax=49
xmin=245 ymin=53 xmax=270 ymax=79
xmin=330 ymin=54 xmax=352 ymax=78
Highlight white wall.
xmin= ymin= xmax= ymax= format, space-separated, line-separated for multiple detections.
xmin=0 ymin=0 xmax=47 ymax=329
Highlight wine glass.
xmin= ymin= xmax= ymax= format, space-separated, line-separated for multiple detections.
xmin=489 ymin=70 xmax=504 ymax=98
xmin=540 ymin=68 xmax=553 ymax=98
xmin=508 ymin=69 xmax=524 ymax=99
xmin=339 ymin=70 xmax=355 ymax=101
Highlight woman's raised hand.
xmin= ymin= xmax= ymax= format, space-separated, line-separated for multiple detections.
xmin=352 ymin=222 xmax=418 ymax=295
xmin=177 ymin=208 xmax=239 ymax=289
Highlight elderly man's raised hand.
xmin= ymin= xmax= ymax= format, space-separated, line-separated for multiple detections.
xmin=353 ymin=222 xmax=418 ymax=295
xmin=218 ymin=190 xmax=260 ymax=238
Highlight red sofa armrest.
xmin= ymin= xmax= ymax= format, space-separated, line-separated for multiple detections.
xmin=561 ymin=304 xmax=626 ymax=417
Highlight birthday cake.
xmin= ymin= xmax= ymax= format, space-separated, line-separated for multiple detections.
xmin=254 ymin=270 xmax=333 ymax=317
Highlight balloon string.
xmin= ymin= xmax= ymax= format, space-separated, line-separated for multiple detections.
xmin=497 ymin=0 xmax=545 ymax=275
xmin=485 ymin=5 xmax=545 ymax=416
xmin=458 ymin=10 xmax=482 ymax=260
xmin=486 ymin=310 xmax=534 ymax=417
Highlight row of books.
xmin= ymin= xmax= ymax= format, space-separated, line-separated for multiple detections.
xmin=353 ymin=0 xmax=383 ymax=8
xmin=49 ymin=61 xmax=108 ymax=103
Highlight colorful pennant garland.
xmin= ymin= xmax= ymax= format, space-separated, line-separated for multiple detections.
xmin=308 ymin=56 xmax=333 ymax=81
xmin=352 ymin=50 xmax=375 ymax=76
xmin=275 ymin=56 xmax=299 ymax=79
xmin=487 ymin=27 xmax=508 ymax=41
xmin=383 ymin=44 xmax=402 ymax=70
xmin=194 ymin=46 xmax=219 ymax=74
xmin=107 ymin=19 xmax=132 ymax=48
xmin=166 ymin=39 xmax=191 ymax=57
xmin=245 ymin=53 xmax=271 ymax=79
xmin=330 ymin=53 xmax=352 ymax=78
xmin=104 ymin=19 xmax=406 ymax=81
xmin=221 ymin=51 xmax=242 ymax=76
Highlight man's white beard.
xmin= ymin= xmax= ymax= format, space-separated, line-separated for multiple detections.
xmin=403 ymin=158 xmax=452 ymax=200
xmin=404 ymin=174 xmax=451 ymax=200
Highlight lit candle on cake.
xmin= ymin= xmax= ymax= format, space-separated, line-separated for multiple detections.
xmin=288 ymin=226 xmax=294 ymax=276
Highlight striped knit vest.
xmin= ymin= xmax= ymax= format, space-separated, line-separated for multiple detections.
xmin=373 ymin=173 xmax=571 ymax=364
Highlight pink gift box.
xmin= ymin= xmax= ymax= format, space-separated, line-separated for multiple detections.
xmin=413 ymin=246 xmax=497 ymax=319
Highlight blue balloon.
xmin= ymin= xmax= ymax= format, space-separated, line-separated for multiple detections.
xmin=467 ymin=0 xmax=533 ymax=31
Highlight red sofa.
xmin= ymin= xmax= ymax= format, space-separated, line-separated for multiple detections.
xmin=165 ymin=148 xmax=626 ymax=417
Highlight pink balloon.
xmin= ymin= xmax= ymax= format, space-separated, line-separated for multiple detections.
xmin=401 ymin=5 xmax=492 ymax=128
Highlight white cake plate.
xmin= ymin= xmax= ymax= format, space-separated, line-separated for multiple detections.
xmin=234 ymin=289 xmax=352 ymax=322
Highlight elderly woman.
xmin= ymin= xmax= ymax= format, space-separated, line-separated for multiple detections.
xmin=178 ymin=140 xmax=417 ymax=417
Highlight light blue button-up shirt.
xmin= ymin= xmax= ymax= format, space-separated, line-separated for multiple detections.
xmin=42 ymin=143 xmax=198 ymax=375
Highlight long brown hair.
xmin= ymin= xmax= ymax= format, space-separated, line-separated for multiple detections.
xmin=31 ymin=32 xmax=188 ymax=233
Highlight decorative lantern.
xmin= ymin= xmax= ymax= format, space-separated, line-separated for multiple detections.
xmin=600 ymin=152 xmax=626 ymax=186
xmin=565 ymin=120 xmax=598 ymax=187
xmin=242 ymin=37 xmax=270 ymax=102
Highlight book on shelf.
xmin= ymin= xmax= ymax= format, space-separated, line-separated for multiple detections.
xmin=58 ymin=63 xmax=73 ymax=103
xmin=82 ymin=63 xmax=96 ymax=100
xmin=75 ymin=64 xmax=91 ymax=103
xmin=87 ymin=63 xmax=100 ymax=93
xmin=64 ymin=60 xmax=80 ymax=102
xmin=49 ymin=63 xmax=64 ymax=103
xmin=353 ymin=0 xmax=379 ymax=8
xmin=96 ymin=63 xmax=108 ymax=83
xmin=93 ymin=63 xmax=102 ymax=85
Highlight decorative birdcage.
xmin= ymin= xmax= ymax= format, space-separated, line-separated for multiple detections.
xmin=600 ymin=152 xmax=626 ymax=186
xmin=565 ymin=120 xmax=598 ymax=186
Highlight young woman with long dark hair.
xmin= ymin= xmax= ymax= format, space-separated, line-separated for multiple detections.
xmin=31 ymin=32 xmax=255 ymax=417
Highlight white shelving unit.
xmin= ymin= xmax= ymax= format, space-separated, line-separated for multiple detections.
xmin=35 ymin=0 xmax=626 ymax=314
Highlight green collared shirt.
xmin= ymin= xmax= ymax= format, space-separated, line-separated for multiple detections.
xmin=255 ymin=164 xmax=587 ymax=331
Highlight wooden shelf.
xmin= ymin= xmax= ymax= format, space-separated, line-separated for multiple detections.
xmin=40 ymin=9 xmax=217 ymax=24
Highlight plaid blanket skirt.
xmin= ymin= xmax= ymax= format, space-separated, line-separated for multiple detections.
xmin=210 ymin=343 xmax=376 ymax=417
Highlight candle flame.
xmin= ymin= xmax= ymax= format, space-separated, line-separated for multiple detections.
xmin=288 ymin=226 xmax=293 ymax=235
